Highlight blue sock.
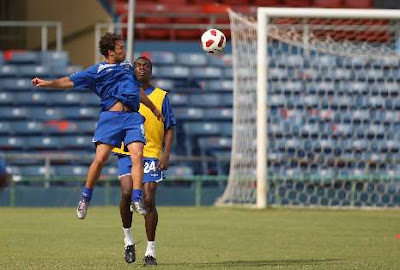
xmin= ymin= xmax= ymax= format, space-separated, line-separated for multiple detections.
xmin=131 ymin=189 xmax=142 ymax=202
xmin=82 ymin=187 xmax=93 ymax=202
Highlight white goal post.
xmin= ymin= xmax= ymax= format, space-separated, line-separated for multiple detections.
xmin=216 ymin=7 xmax=400 ymax=208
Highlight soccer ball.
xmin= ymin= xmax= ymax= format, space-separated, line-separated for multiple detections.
xmin=201 ymin=29 xmax=226 ymax=54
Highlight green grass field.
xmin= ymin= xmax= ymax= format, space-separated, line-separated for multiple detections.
xmin=1 ymin=207 xmax=400 ymax=269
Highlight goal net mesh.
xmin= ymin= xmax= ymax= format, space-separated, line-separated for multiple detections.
xmin=216 ymin=10 xmax=400 ymax=207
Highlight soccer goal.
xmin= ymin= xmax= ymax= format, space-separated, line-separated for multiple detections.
xmin=216 ymin=8 xmax=400 ymax=208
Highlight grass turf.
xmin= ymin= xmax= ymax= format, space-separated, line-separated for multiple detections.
xmin=0 ymin=207 xmax=400 ymax=269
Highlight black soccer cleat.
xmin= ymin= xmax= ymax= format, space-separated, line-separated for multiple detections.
xmin=125 ymin=244 xmax=135 ymax=263
xmin=143 ymin=255 xmax=157 ymax=266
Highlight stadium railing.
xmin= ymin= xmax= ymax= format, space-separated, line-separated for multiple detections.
xmin=0 ymin=21 xmax=63 ymax=51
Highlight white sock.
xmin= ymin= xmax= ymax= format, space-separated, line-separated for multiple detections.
xmin=145 ymin=241 xmax=156 ymax=257
xmin=122 ymin=227 xmax=134 ymax=247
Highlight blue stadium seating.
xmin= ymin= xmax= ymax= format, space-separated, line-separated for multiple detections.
xmin=158 ymin=66 xmax=190 ymax=79
xmin=11 ymin=121 xmax=43 ymax=135
xmin=177 ymin=53 xmax=207 ymax=66
xmin=30 ymin=107 xmax=64 ymax=121
xmin=152 ymin=79 xmax=175 ymax=90
xmin=40 ymin=51 xmax=69 ymax=67
xmin=0 ymin=92 xmax=14 ymax=105
xmin=0 ymin=78 xmax=34 ymax=91
xmin=142 ymin=51 xmax=175 ymax=65
xmin=19 ymin=165 xmax=54 ymax=176
xmin=58 ymin=136 xmax=93 ymax=149
xmin=0 ymin=65 xmax=17 ymax=77
xmin=60 ymin=107 xmax=98 ymax=119
xmin=18 ymin=65 xmax=51 ymax=78
xmin=202 ymin=80 xmax=233 ymax=92
xmin=191 ymin=67 xmax=223 ymax=79
xmin=0 ymin=107 xmax=29 ymax=120
xmin=175 ymin=108 xmax=205 ymax=120
xmin=166 ymin=165 xmax=194 ymax=177
xmin=27 ymin=136 xmax=60 ymax=150
xmin=0 ymin=136 xmax=24 ymax=150
xmin=15 ymin=92 xmax=49 ymax=105
xmin=54 ymin=165 xmax=88 ymax=176
xmin=5 ymin=51 xmax=39 ymax=64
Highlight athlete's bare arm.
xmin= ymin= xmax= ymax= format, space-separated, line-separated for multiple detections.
xmin=31 ymin=76 xmax=74 ymax=89
xmin=157 ymin=127 xmax=174 ymax=170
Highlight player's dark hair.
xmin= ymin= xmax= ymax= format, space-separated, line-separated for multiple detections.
xmin=134 ymin=56 xmax=152 ymax=69
xmin=99 ymin=32 xmax=123 ymax=57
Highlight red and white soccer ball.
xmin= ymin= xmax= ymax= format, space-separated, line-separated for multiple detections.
xmin=201 ymin=29 xmax=226 ymax=54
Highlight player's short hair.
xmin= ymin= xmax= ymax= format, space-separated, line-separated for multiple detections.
xmin=99 ymin=32 xmax=123 ymax=57
xmin=134 ymin=56 xmax=152 ymax=70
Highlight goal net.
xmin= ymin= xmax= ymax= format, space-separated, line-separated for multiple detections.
xmin=216 ymin=8 xmax=400 ymax=208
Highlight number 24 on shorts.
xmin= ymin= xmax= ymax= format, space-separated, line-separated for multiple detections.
xmin=144 ymin=160 xmax=157 ymax=174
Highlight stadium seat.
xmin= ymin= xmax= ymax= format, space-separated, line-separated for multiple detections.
xmin=204 ymin=108 xmax=233 ymax=120
xmin=48 ymin=92 xmax=83 ymax=105
xmin=0 ymin=122 xmax=12 ymax=135
xmin=152 ymin=79 xmax=175 ymax=90
xmin=51 ymin=67 xmax=70 ymax=77
xmin=0 ymin=107 xmax=29 ymax=120
xmin=40 ymin=51 xmax=69 ymax=67
xmin=184 ymin=122 xmax=232 ymax=137
xmin=313 ymin=0 xmax=343 ymax=8
xmin=169 ymin=93 xmax=189 ymax=106
xmin=58 ymin=136 xmax=94 ymax=149
xmin=283 ymin=0 xmax=312 ymax=7
xmin=176 ymin=53 xmax=207 ymax=66
xmin=15 ymin=92 xmax=49 ymax=105
xmin=79 ymin=93 xmax=100 ymax=106
xmin=42 ymin=120 xmax=79 ymax=134
xmin=0 ymin=136 xmax=24 ymax=150
xmin=166 ymin=165 xmax=194 ymax=177
xmin=0 ymin=65 xmax=17 ymax=77
xmin=140 ymin=51 xmax=175 ymax=65
xmin=223 ymin=68 xmax=233 ymax=79
xmin=0 ymin=92 xmax=14 ymax=105
xmin=75 ymin=121 xmax=97 ymax=134
xmin=0 ymin=78 xmax=34 ymax=91
xmin=344 ymin=0 xmax=372 ymax=8
xmin=29 ymin=107 xmax=64 ymax=121
xmin=206 ymin=54 xmax=232 ymax=67
xmin=4 ymin=51 xmax=39 ymax=64
xmin=203 ymin=80 xmax=233 ymax=92
xmin=175 ymin=108 xmax=205 ymax=120
xmin=27 ymin=136 xmax=60 ymax=150
xmin=191 ymin=67 xmax=223 ymax=79
xmin=54 ymin=165 xmax=88 ymax=176
xmin=61 ymin=107 xmax=98 ymax=119
xmin=19 ymin=165 xmax=54 ymax=176
xmin=18 ymin=65 xmax=51 ymax=78
xmin=11 ymin=121 xmax=43 ymax=135
xmin=198 ymin=137 xmax=231 ymax=152
xmin=189 ymin=93 xmax=232 ymax=107
xmin=157 ymin=66 xmax=190 ymax=79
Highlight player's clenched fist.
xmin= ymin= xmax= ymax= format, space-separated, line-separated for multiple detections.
xmin=31 ymin=77 xmax=49 ymax=87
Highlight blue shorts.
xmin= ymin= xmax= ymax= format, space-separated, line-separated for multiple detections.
xmin=117 ymin=155 xmax=164 ymax=183
xmin=92 ymin=111 xmax=146 ymax=147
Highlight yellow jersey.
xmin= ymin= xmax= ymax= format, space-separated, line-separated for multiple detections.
xmin=112 ymin=87 xmax=167 ymax=159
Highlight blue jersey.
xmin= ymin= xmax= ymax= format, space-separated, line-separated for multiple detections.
xmin=70 ymin=61 xmax=141 ymax=112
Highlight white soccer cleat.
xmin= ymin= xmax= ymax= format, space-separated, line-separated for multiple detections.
xmin=76 ymin=199 xmax=90 ymax=219
xmin=130 ymin=200 xmax=147 ymax=216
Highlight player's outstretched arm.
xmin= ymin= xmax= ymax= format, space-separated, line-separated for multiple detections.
xmin=157 ymin=127 xmax=174 ymax=170
xmin=31 ymin=76 xmax=74 ymax=89
xmin=139 ymin=88 xmax=164 ymax=122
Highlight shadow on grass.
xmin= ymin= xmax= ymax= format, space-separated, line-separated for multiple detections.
xmin=161 ymin=258 xmax=342 ymax=268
